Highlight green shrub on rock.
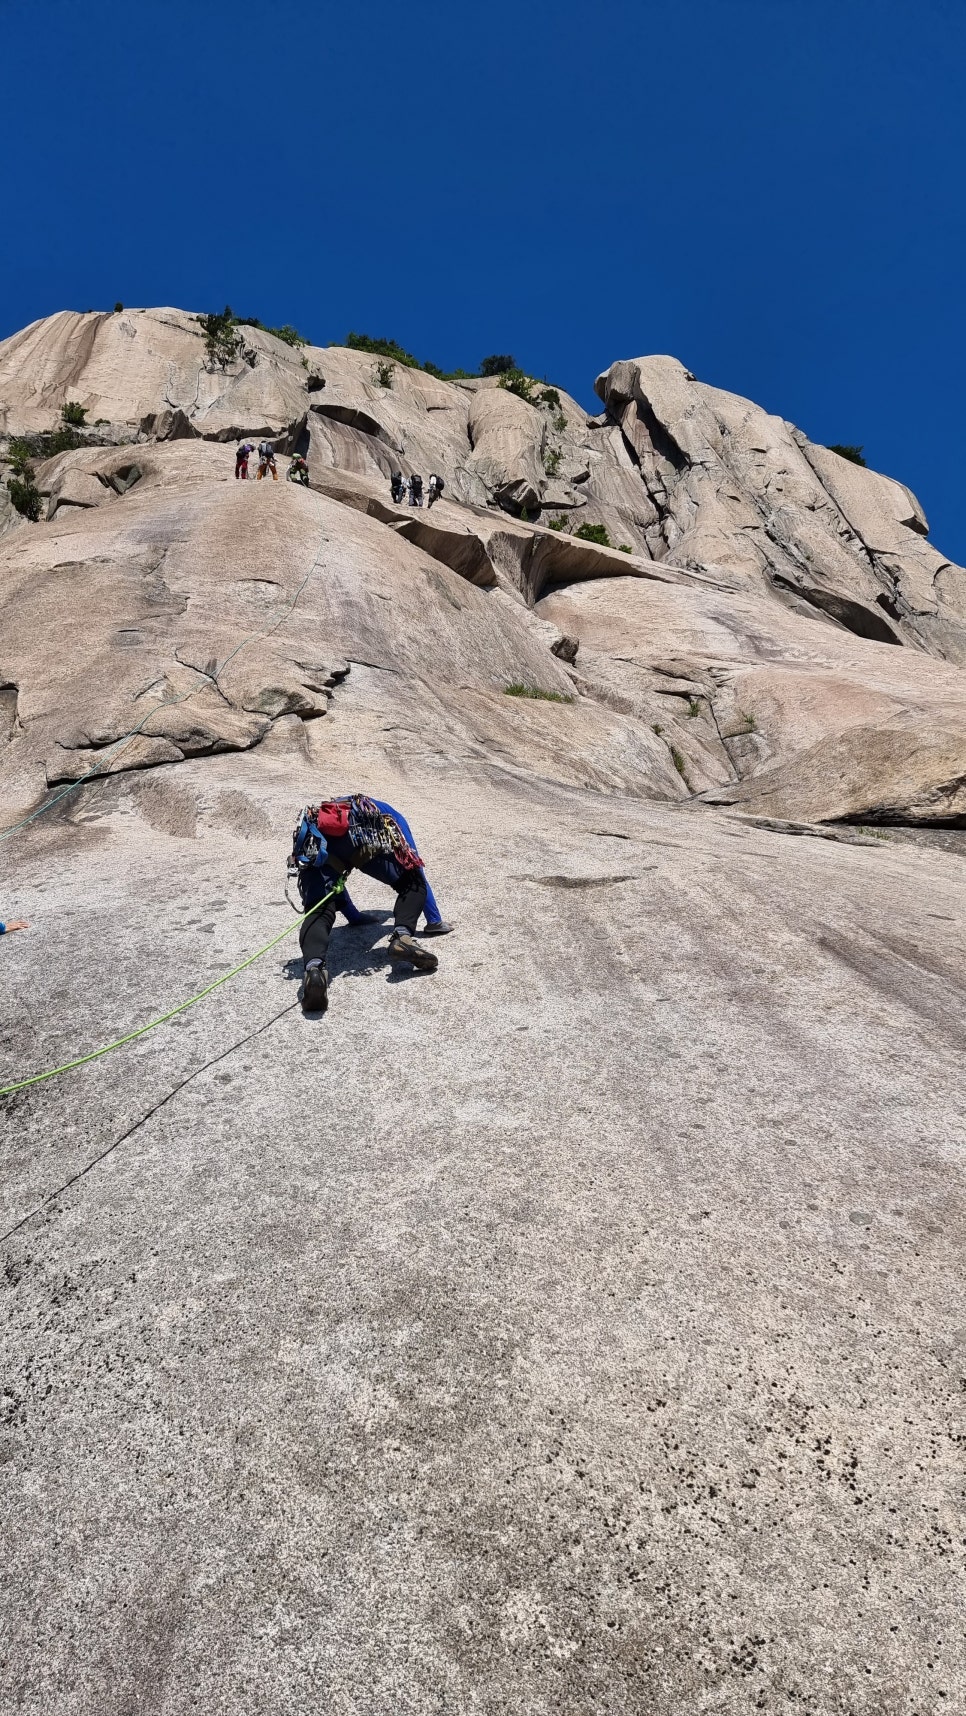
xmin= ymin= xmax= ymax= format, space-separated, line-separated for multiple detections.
xmin=236 ymin=316 xmax=307 ymax=348
xmin=10 ymin=428 xmax=84 ymax=463
xmin=268 ymin=323 xmax=306 ymax=348
xmin=195 ymin=307 xmax=244 ymax=370
xmin=498 ymin=368 xmax=535 ymax=404
xmin=8 ymin=471 xmax=43 ymax=522
xmin=827 ymin=443 xmax=866 ymax=466
xmin=480 ymin=355 xmax=516 ymax=376
xmin=575 ymin=522 xmax=612 ymax=547
xmin=8 ymin=440 xmax=33 ymax=477
xmin=347 ymin=332 xmax=421 ymax=367
xmin=505 ymin=682 xmax=574 ymax=703
xmin=61 ymin=401 xmax=87 ymax=426
xmin=537 ymin=389 xmax=568 ymax=431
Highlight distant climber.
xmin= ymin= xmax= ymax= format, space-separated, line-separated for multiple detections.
xmin=408 ymin=473 xmax=423 ymax=508
xmin=0 ymin=918 xmax=28 ymax=936
xmin=427 ymin=473 xmax=445 ymax=507
xmin=257 ymin=441 xmax=278 ymax=481
xmin=287 ymin=454 xmax=309 ymax=486
xmin=235 ymin=442 xmax=253 ymax=479
xmin=390 ymin=471 xmax=405 ymax=505
xmin=289 ymin=795 xmax=447 ymax=1013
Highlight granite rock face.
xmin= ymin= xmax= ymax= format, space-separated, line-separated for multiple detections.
xmin=596 ymin=355 xmax=966 ymax=662
xmin=1 ymin=310 xmax=966 ymax=1715
xmin=4 ymin=310 xmax=966 ymax=824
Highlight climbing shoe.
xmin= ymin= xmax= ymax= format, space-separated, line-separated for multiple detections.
xmin=388 ymin=931 xmax=438 ymax=973
xmin=300 ymin=961 xmax=329 ymax=1012
xmin=421 ymin=920 xmax=454 ymax=937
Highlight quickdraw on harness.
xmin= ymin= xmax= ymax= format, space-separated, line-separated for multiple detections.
xmin=343 ymin=795 xmax=424 ymax=869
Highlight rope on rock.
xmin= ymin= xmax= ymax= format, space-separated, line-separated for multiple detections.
xmin=0 ymin=996 xmax=301 ymax=1247
xmin=0 ymin=876 xmax=344 ymax=1099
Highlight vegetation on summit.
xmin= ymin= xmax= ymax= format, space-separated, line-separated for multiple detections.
xmin=195 ymin=307 xmax=308 ymax=369
xmin=827 ymin=443 xmax=867 ymax=466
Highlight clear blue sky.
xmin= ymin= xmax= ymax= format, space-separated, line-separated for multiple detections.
xmin=4 ymin=0 xmax=965 ymax=557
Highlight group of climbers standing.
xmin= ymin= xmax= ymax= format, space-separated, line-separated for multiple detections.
xmin=235 ymin=440 xmax=277 ymax=480
xmin=234 ymin=443 xmax=446 ymax=506
xmin=234 ymin=441 xmax=309 ymax=485
xmin=389 ymin=472 xmax=444 ymax=509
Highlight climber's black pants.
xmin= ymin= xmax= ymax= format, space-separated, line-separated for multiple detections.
xmin=299 ymin=860 xmax=427 ymax=965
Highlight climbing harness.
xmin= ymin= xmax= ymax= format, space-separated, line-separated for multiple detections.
xmin=0 ymin=876 xmax=345 ymax=1099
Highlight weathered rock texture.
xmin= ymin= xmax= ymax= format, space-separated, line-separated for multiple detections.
xmin=3 ymin=311 xmax=965 ymax=826
xmin=1 ymin=310 xmax=965 ymax=1715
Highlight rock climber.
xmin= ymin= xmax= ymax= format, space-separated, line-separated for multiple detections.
xmin=0 ymin=918 xmax=28 ymax=936
xmin=390 ymin=471 xmax=405 ymax=505
xmin=408 ymin=472 xmax=423 ymax=508
xmin=290 ymin=795 xmax=448 ymax=1013
xmin=427 ymin=473 xmax=445 ymax=507
xmin=235 ymin=442 xmax=253 ymax=479
xmin=257 ymin=440 xmax=278 ymax=481
xmin=287 ymin=454 xmax=309 ymax=486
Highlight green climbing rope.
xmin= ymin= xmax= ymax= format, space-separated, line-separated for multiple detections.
xmin=0 ymin=876 xmax=344 ymax=1098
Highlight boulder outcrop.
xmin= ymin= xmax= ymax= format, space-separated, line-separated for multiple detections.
xmin=596 ymin=355 xmax=966 ymax=664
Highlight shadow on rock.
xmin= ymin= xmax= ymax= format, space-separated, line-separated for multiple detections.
xmin=281 ymin=916 xmax=399 ymax=994
xmin=282 ymin=914 xmax=437 ymax=996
